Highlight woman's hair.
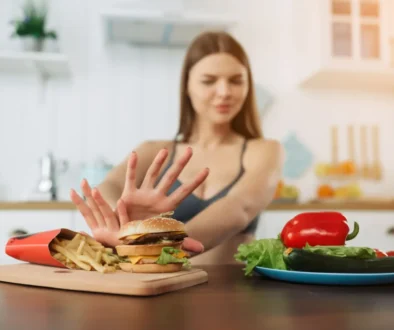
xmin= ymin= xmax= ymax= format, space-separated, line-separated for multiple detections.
xmin=176 ymin=31 xmax=263 ymax=142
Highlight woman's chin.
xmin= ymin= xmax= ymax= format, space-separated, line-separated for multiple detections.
xmin=210 ymin=113 xmax=237 ymax=124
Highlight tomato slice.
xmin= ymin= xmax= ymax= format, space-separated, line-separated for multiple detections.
xmin=374 ymin=249 xmax=388 ymax=257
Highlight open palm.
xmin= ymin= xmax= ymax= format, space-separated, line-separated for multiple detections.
xmin=70 ymin=180 xmax=129 ymax=247
xmin=71 ymin=181 xmax=205 ymax=254
xmin=118 ymin=147 xmax=209 ymax=221
xmin=70 ymin=146 xmax=208 ymax=255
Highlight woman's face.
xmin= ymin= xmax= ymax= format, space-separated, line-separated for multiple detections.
xmin=187 ymin=52 xmax=249 ymax=125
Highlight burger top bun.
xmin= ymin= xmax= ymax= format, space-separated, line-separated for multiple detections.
xmin=117 ymin=216 xmax=186 ymax=239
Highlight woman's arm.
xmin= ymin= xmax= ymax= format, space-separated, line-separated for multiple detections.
xmin=185 ymin=139 xmax=284 ymax=251
xmin=97 ymin=140 xmax=172 ymax=209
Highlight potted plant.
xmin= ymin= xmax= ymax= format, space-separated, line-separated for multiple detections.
xmin=9 ymin=0 xmax=57 ymax=52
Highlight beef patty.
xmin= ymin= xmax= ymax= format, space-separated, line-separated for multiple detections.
xmin=122 ymin=231 xmax=188 ymax=245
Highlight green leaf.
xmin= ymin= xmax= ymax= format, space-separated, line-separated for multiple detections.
xmin=156 ymin=247 xmax=191 ymax=269
xmin=234 ymin=238 xmax=287 ymax=276
xmin=10 ymin=0 xmax=55 ymax=39
xmin=303 ymin=244 xmax=377 ymax=259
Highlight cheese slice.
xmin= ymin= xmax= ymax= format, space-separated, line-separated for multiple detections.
xmin=126 ymin=233 xmax=145 ymax=240
xmin=128 ymin=255 xmax=159 ymax=265
xmin=127 ymin=251 xmax=187 ymax=265
xmin=174 ymin=251 xmax=187 ymax=259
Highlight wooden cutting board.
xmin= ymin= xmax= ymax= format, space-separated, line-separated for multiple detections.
xmin=0 ymin=263 xmax=208 ymax=296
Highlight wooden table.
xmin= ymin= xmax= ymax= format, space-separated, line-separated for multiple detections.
xmin=0 ymin=265 xmax=393 ymax=330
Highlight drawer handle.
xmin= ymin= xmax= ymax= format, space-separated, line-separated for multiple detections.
xmin=9 ymin=229 xmax=28 ymax=237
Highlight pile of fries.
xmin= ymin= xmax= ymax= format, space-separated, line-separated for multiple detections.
xmin=50 ymin=233 xmax=121 ymax=273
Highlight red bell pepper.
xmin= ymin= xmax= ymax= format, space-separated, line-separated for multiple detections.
xmin=280 ymin=211 xmax=359 ymax=248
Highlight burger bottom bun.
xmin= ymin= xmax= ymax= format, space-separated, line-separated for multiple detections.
xmin=119 ymin=262 xmax=183 ymax=273
xmin=115 ymin=241 xmax=183 ymax=256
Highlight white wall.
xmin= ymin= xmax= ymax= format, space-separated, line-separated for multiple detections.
xmin=0 ymin=0 xmax=394 ymax=202
xmin=0 ymin=0 xmax=187 ymax=200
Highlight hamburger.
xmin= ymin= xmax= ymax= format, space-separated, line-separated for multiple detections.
xmin=115 ymin=214 xmax=191 ymax=273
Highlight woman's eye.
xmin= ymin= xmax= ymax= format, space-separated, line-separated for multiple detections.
xmin=231 ymin=79 xmax=244 ymax=85
xmin=201 ymin=80 xmax=215 ymax=85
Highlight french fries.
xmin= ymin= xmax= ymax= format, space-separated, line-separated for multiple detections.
xmin=49 ymin=233 xmax=122 ymax=273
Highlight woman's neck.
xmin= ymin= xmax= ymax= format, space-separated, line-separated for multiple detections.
xmin=187 ymin=125 xmax=237 ymax=149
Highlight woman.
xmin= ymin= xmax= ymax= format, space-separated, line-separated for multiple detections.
xmin=71 ymin=31 xmax=284 ymax=265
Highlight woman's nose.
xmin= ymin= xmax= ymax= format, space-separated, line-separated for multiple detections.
xmin=216 ymin=81 xmax=231 ymax=97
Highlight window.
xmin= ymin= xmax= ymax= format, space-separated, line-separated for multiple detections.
xmin=332 ymin=22 xmax=352 ymax=56
xmin=332 ymin=0 xmax=352 ymax=15
xmin=330 ymin=0 xmax=381 ymax=60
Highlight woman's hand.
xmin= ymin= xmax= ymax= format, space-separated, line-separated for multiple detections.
xmin=70 ymin=180 xmax=129 ymax=248
xmin=118 ymin=147 xmax=209 ymax=221
xmin=70 ymin=179 xmax=205 ymax=255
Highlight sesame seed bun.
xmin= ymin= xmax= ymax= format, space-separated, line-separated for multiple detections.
xmin=117 ymin=217 xmax=186 ymax=239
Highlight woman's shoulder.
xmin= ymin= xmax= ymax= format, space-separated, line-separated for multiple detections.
xmin=244 ymin=137 xmax=284 ymax=168
xmin=246 ymin=137 xmax=282 ymax=152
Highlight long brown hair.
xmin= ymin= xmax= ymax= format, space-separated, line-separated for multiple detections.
xmin=176 ymin=31 xmax=263 ymax=142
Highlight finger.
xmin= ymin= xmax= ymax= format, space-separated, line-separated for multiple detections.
xmin=170 ymin=167 xmax=209 ymax=205
xmin=124 ymin=151 xmax=138 ymax=192
xmin=70 ymin=188 xmax=98 ymax=230
xmin=140 ymin=148 xmax=168 ymax=189
xmin=117 ymin=199 xmax=130 ymax=226
xmin=181 ymin=237 xmax=205 ymax=256
xmin=81 ymin=179 xmax=106 ymax=227
xmin=156 ymin=147 xmax=193 ymax=193
xmin=92 ymin=188 xmax=119 ymax=231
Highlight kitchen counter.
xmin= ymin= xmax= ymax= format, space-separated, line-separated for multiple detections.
xmin=0 ymin=265 xmax=393 ymax=330
xmin=2 ymin=200 xmax=394 ymax=211
xmin=0 ymin=201 xmax=76 ymax=210
xmin=269 ymin=200 xmax=394 ymax=211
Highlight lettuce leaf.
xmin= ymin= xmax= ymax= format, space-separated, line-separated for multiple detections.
xmin=303 ymin=244 xmax=377 ymax=259
xmin=156 ymin=247 xmax=191 ymax=269
xmin=234 ymin=239 xmax=287 ymax=276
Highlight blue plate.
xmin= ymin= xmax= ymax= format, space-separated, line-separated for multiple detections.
xmin=254 ymin=266 xmax=394 ymax=286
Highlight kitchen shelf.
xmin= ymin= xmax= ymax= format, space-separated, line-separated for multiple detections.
xmin=299 ymin=61 xmax=394 ymax=92
xmin=0 ymin=201 xmax=76 ymax=211
xmin=0 ymin=51 xmax=70 ymax=78
xmin=2 ymin=200 xmax=394 ymax=211
xmin=100 ymin=7 xmax=236 ymax=47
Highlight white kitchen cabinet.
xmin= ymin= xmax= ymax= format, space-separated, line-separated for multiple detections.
xmin=257 ymin=210 xmax=394 ymax=252
xmin=344 ymin=211 xmax=394 ymax=251
xmin=72 ymin=211 xmax=93 ymax=236
xmin=294 ymin=0 xmax=394 ymax=91
xmin=0 ymin=210 xmax=74 ymax=265
xmin=256 ymin=211 xmax=301 ymax=240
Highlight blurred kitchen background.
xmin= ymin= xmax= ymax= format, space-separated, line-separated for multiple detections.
xmin=1 ymin=0 xmax=394 ymax=203
xmin=1 ymin=0 xmax=394 ymax=261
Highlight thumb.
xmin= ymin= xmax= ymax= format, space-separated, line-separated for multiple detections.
xmin=181 ymin=237 xmax=205 ymax=256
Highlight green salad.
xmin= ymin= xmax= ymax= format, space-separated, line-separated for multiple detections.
xmin=234 ymin=238 xmax=377 ymax=276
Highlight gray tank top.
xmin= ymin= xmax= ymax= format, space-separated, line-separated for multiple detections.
xmin=155 ymin=139 xmax=259 ymax=235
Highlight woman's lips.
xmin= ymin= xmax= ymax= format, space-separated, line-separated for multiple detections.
xmin=215 ymin=104 xmax=231 ymax=113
